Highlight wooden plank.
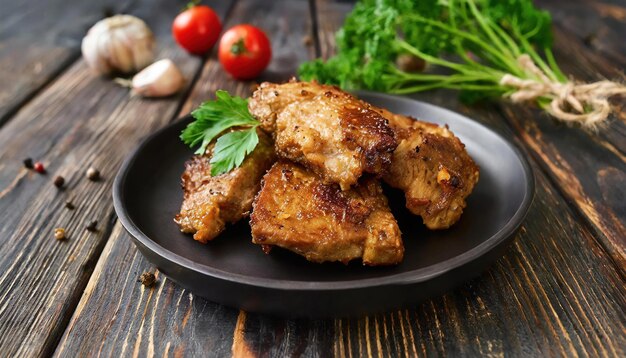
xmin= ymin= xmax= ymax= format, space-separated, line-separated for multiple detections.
xmin=54 ymin=0 xmax=315 ymax=355
xmin=494 ymin=24 xmax=626 ymax=269
xmin=0 ymin=0 xmax=135 ymax=126
xmin=313 ymin=0 xmax=352 ymax=60
xmin=0 ymin=1 xmax=233 ymax=356
xmin=54 ymin=0 xmax=625 ymax=357
xmin=53 ymin=225 xmax=240 ymax=357
xmin=497 ymin=0 xmax=626 ymax=267
xmin=538 ymin=0 xmax=626 ymax=67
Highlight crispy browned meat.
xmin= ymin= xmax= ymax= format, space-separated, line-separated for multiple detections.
xmin=381 ymin=111 xmax=479 ymax=229
xmin=250 ymin=161 xmax=404 ymax=266
xmin=249 ymin=81 xmax=397 ymax=190
xmin=175 ymin=131 xmax=275 ymax=243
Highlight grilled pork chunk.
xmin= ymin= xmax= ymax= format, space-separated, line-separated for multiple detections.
xmin=175 ymin=131 xmax=275 ymax=243
xmin=249 ymin=81 xmax=397 ymax=190
xmin=381 ymin=111 xmax=479 ymax=229
xmin=250 ymin=161 xmax=404 ymax=266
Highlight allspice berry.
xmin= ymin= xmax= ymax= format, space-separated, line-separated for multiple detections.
xmin=139 ymin=272 xmax=156 ymax=287
xmin=86 ymin=167 xmax=100 ymax=181
xmin=54 ymin=228 xmax=67 ymax=240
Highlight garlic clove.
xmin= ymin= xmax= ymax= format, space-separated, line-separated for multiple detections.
xmin=131 ymin=59 xmax=185 ymax=98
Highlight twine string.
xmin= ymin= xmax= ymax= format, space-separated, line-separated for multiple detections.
xmin=499 ymin=54 xmax=626 ymax=127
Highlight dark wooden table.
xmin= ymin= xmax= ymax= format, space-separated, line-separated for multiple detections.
xmin=0 ymin=0 xmax=624 ymax=356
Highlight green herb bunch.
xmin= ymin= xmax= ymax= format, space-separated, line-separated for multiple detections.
xmin=299 ymin=0 xmax=625 ymax=126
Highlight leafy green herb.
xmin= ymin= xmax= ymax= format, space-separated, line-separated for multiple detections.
xmin=180 ymin=90 xmax=260 ymax=176
xmin=299 ymin=0 xmax=624 ymax=123
xmin=209 ymin=128 xmax=259 ymax=176
xmin=300 ymin=0 xmax=556 ymax=95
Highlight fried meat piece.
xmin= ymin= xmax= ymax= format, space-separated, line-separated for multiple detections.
xmin=382 ymin=112 xmax=479 ymax=229
xmin=250 ymin=161 xmax=404 ymax=266
xmin=249 ymin=81 xmax=397 ymax=190
xmin=175 ymin=131 xmax=275 ymax=243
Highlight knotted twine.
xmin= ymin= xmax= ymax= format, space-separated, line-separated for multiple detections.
xmin=499 ymin=54 xmax=626 ymax=128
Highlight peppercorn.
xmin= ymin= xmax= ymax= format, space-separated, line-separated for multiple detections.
xmin=85 ymin=220 xmax=98 ymax=232
xmin=53 ymin=176 xmax=65 ymax=188
xmin=23 ymin=158 xmax=34 ymax=169
xmin=65 ymin=200 xmax=75 ymax=210
xmin=54 ymin=228 xmax=66 ymax=240
xmin=86 ymin=167 xmax=100 ymax=181
xmin=34 ymin=162 xmax=46 ymax=174
xmin=139 ymin=272 xmax=156 ymax=287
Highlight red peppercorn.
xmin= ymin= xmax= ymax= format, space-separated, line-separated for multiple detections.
xmin=34 ymin=162 xmax=46 ymax=174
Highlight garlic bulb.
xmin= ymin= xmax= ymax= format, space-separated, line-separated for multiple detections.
xmin=81 ymin=15 xmax=155 ymax=75
xmin=130 ymin=59 xmax=185 ymax=97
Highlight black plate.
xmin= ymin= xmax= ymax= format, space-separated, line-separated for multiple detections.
xmin=113 ymin=92 xmax=534 ymax=317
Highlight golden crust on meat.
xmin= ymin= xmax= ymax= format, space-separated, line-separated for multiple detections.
xmin=249 ymin=80 xmax=397 ymax=190
xmin=250 ymin=161 xmax=404 ymax=266
xmin=174 ymin=131 xmax=275 ymax=243
xmin=383 ymin=112 xmax=479 ymax=229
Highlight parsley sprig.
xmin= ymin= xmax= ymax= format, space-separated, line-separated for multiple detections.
xmin=180 ymin=90 xmax=260 ymax=176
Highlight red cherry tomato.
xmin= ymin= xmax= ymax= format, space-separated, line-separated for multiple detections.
xmin=218 ymin=25 xmax=271 ymax=80
xmin=173 ymin=5 xmax=222 ymax=55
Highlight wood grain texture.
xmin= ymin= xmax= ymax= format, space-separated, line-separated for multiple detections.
xmin=54 ymin=0 xmax=315 ymax=356
xmin=0 ymin=0 xmax=135 ymax=126
xmin=493 ymin=16 xmax=626 ymax=269
xmin=2 ymin=0 xmax=625 ymax=356
xmin=53 ymin=224 xmax=240 ymax=357
xmin=0 ymin=1 xmax=232 ymax=356
xmin=53 ymin=0 xmax=626 ymax=357
xmin=314 ymin=0 xmax=352 ymax=60
xmin=539 ymin=0 xmax=626 ymax=67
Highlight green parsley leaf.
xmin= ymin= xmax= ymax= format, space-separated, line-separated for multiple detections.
xmin=180 ymin=90 xmax=261 ymax=176
xmin=180 ymin=90 xmax=259 ymax=155
xmin=209 ymin=128 xmax=259 ymax=176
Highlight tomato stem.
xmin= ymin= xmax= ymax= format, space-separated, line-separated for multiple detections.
xmin=185 ymin=0 xmax=201 ymax=10
xmin=230 ymin=38 xmax=247 ymax=55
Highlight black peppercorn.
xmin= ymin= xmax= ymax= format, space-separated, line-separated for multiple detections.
xmin=85 ymin=220 xmax=98 ymax=232
xmin=53 ymin=176 xmax=65 ymax=188
xmin=23 ymin=158 xmax=34 ymax=169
